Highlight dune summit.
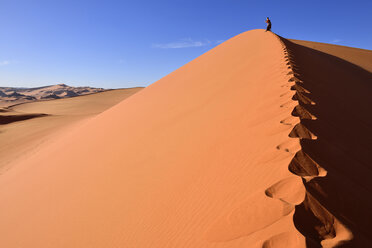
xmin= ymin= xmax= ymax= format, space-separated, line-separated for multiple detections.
xmin=0 ymin=29 xmax=371 ymax=247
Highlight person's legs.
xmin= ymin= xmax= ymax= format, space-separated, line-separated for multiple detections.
xmin=266 ymin=24 xmax=271 ymax=32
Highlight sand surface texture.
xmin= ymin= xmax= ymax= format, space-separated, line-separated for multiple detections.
xmin=0 ymin=30 xmax=371 ymax=247
xmin=0 ymin=88 xmax=142 ymax=173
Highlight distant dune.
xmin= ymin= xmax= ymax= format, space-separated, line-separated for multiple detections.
xmin=0 ymin=30 xmax=371 ymax=247
xmin=0 ymin=83 xmax=107 ymax=107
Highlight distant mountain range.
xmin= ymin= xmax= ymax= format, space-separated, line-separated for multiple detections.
xmin=0 ymin=84 xmax=107 ymax=107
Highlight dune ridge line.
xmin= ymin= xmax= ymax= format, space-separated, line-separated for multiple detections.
xmin=265 ymin=34 xmax=353 ymax=247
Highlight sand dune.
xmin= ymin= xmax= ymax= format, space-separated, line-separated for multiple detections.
xmin=289 ymin=39 xmax=372 ymax=73
xmin=0 ymin=88 xmax=143 ymax=173
xmin=0 ymin=30 xmax=371 ymax=247
xmin=280 ymin=37 xmax=372 ymax=247
xmin=0 ymin=83 xmax=107 ymax=107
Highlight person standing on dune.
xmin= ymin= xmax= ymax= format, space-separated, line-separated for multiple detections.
xmin=265 ymin=17 xmax=272 ymax=32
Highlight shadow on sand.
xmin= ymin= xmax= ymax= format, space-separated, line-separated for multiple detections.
xmin=281 ymin=38 xmax=372 ymax=247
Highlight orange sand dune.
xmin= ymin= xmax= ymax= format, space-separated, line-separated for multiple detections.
xmin=0 ymin=88 xmax=142 ymax=172
xmin=0 ymin=83 xmax=107 ymax=107
xmin=289 ymin=39 xmax=372 ymax=72
xmin=0 ymin=30 xmax=371 ymax=247
xmin=280 ymin=38 xmax=372 ymax=247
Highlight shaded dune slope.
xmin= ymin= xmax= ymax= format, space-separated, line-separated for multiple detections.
xmin=279 ymin=37 xmax=372 ymax=247
xmin=0 ymin=113 xmax=48 ymax=125
xmin=289 ymin=39 xmax=372 ymax=73
xmin=0 ymin=30 xmax=370 ymax=247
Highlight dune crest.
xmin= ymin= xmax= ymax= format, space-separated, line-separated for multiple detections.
xmin=274 ymin=36 xmax=351 ymax=247
xmin=277 ymin=36 xmax=372 ymax=247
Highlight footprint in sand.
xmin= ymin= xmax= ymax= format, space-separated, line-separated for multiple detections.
xmin=262 ymin=232 xmax=304 ymax=248
xmin=279 ymin=100 xmax=298 ymax=109
xmin=288 ymin=150 xmax=327 ymax=178
xmin=292 ymin=92 xmax=315 ymax=105
xmin=290 ymin=84 xmax=310 ymax=94
xmin=288 ymin=76 xmax=302 ymax=83
xmin=291 ymin=105 xmax=317 ymax=120
xmin=276 ymin=139 xmax=301 ymax=154
xmin=280 ymin=115 xmax=300 ymax=126
xmin=265 ymin=176 xmax=306 ymax=205
xmin=288 ymin=123 xmax=317 ymax=140
xmin=205 ymin=192 xmax=294 ymax=242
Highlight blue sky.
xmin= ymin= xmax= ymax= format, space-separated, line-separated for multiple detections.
xmin=0 ymin=0 xmax=371 ymax=88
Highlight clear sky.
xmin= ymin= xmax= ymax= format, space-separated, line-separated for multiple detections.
xmin=0 ymin=0 xmax=371 ymax=88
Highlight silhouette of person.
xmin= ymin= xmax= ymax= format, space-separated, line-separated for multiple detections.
xmin=265 ymin=17 xmax=272 ymax=32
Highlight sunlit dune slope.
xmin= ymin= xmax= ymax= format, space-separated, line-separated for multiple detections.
xmin=0 ymin=29 xmax=371 ymax=248
xmin=0 ymin=88 xmax=142 ymax=172
xmin=0 ymin=29 xmax=303 ymax=248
